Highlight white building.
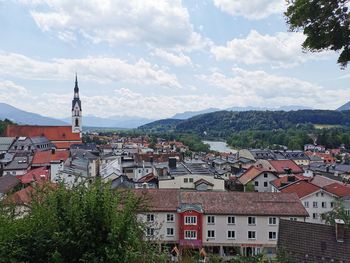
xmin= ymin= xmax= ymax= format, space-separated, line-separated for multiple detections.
xmin=136 ymin=189 xmax=308 ymax=259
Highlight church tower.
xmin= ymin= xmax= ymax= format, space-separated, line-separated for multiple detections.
xmin=72 ymin=74 xmax=82 ymax=136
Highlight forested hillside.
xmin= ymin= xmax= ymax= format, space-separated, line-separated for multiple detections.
xmin=139 ymin=110 xmax=350 ymax=150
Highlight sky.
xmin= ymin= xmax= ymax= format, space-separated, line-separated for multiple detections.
xmin=0 ymin=0 xmax=349 ymax=119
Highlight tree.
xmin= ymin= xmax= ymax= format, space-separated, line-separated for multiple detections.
xmin=0 ymin=181 xmax=166 ymax=263
xmin=321 ymin=199 xmax=350 ymax=227
xmin=285 ymin=0 xmax=350 ymax=68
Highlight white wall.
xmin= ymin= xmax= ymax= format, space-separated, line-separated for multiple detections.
xmin=251 ymin=172 xmax=277 ymax=192
xmin=159 ymin=174 xmax=225 ymax=191
xmin=301 ymin=190 xmax=336 ymax=224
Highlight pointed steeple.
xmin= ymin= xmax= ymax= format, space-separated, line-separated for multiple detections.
xmin=74 ymin=73 xmax=79 ymax=98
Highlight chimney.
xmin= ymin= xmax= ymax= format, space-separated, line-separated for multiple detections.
xmin=335 ymin=219 xmax=345 ymax=243
xmin=168 ymin=157 xmax=177 ymax=169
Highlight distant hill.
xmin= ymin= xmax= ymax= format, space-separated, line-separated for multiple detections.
xmin=336 ymin=101 xmax=350 ymax=111
xmin=172 ymin=108 xmax=220 ymax=119
xmin=171 ymin=105 xmax=312 ymax=120
xmin=139 ymin=110 xmax=350 ymax=138
xmin=61 ymin=115 xmax=154 ymax=129
xmin=0 ymin=103 xmax=68 ymax=126
xmin=138 ymin=118 xmax=182 ymax=133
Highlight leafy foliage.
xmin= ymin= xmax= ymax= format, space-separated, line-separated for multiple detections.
xmin=0 ymin=181 xmax=166 ymax=263
xmin=321 ymin=199 xmax=350 ymax=227
xmin=0 ymin=118 xmax=13 ymax=135
xmin=285 ymin=0 xmax=350 ymax=67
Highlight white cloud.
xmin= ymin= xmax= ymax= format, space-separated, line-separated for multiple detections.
xmin=0 ymin=51 xmax=181 ymax=88
xmin=211 ymin=30 xmax=329 ymax=67
xmin=213 ymin=0 xmax=285 ymax=19
xmin=197 ymin=68 xmax=347 ymax=109
xmin=152 ymin=48 xmax=192 ymax=66
xmin=21 ymin=0 xmax=203 ymax=49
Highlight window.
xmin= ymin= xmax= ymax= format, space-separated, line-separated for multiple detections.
xmin=228 ymin=216 xmax=235 ymax=224
xmin=304 ymin=201 xmax=309 ymax=208
xmin=189 ymin=178 xmax=194 ymax=183
xmin=248 ymin=231 xmax=256 ymax=239
xmin=207 ymin=230 xmax=215 ymax=239
xmin=290 ymin=217 xmax=297 ymax=221
xmin=248 ymin=216 xmax=256 ymax=225
xmin=146 ymin=227 xmax=154 ymax=237
xmin=346 ymin=210 xmax=350 ymax=216
xmin=166 ymin=228 xmax=174 ymax=236
xmin=264 ymin=181 xmax=268 ymax=187
xmin=184 ymin=178 xmax=188 ymax=183
xmin=255 ymin=181 xmax=259 ymax=186
xmin=330 ymin=202 xmax=334 ymax=208
xmin=313 ymin=213 xmax=318 ymax=219
xmin=167 ymin=214 xmax=174 ymax=222
xmin=227 ymin=230 xmax=235 ymax=239
xmin=264 ymin=173 xmax=268 ymax=178
xmin=185 ymin=230 xmax=196 ymax=240
xmin=313 ymin=202 xmax=318 ymax=208
xmin=269 ymin=217 xmax=277 ymax=225
xmin=322 ymin=202 xmax=327 ymax=208
xmin=147 ymin=214 xmax=154 ymax=222
xmin=321 ymin=192 xmax=324 ymax=197
xmin=316 ymin=193 xmax=319 ymax=197
xmin=207 ymin=215 xmax=215 ymax=224
xmin=269 ymin=231 xmax=277 ymax=240
xmin=185 ymin=216 xmax=197 ymax=225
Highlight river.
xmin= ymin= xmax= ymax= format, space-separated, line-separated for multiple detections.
xmin=202 ymin=140 xmax=237 ymax=153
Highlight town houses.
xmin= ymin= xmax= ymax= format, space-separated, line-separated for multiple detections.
xmin=0 ymin=76 xmax=350 ymax=261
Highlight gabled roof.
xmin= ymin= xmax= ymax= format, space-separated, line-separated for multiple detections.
xmin=32 ymin=150 xmax=69 ymax=166
xmin=17 ymin=167 xmax=49 ymax=184
xmin=0 ymin=175 xmax=20 ymax=194
xmin=0 ymin=137 xmax=16 ymax=152
xmin=280 ymin=180 xmax=321 ymax=198
xmin=194 ymin=178 xmax=214 ymax=187
xmin=238 ymin=166 xmax=277 ymax=185
xmin=278 ymin=219 xmax=350 ymax=262
xmin=323 ymin=183 xmax=350 ymax=198
xmin=270 ymin=174 xmax=308 ymax=189
xmin=268 ymin=160 xmax=303 ymax=174
xmin=5 ymin=125 xmax=81 ymax=142
xmin=137 ymin=173 xmax=157 ymax=183
xmin=133 ymin=189 xmax=309 ymax=216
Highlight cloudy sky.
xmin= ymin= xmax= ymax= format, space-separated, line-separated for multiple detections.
xmin=0 ymin=0 xmax=349 ymax=119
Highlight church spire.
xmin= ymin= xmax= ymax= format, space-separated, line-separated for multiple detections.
xmin=74 ymin=73 xmax=79 ymax=98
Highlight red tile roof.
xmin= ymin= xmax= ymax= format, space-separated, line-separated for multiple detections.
xmin=137 ymin=173 xmax=156 ymax=183
xmin=32 ymin=150 xmax=69 ymax=166
xmin=5 ymin=125 xmax=81 ymax=143
xmin=17 ymin=167 xmax=49 ymax=184
xmin=270 ymin=174 xmax=309 ymax=189
xmin=133 ymin=189 xmax=308 ymax=216
xmin=268 ymin=160 xmax=303 ymax=174
xmin=238 ymin=166 xmax=277 ymax=185
xmin=323 ymin=183 xmax=350 ymax=197
xmin=280 ymin=180 xmax=320 ymax=198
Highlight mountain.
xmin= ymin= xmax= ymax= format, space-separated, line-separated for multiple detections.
xmin=0 ymin=103 xmax=68 ymax=126
xmin=172 ymin=108 xmax=220 ymax=119
xmin=138 ymin=118 xmax=182 ymax=133
xmin=226 ymin=105 xmax=312 ymax=112
xmin=336 ymin=101 xmax=350 ymax=111
xmin=139 ymin=110 xmax=350 ymax=138
xmin=171 ymin=105 xmax=312 ymax=120
xmin=62 ymin=115 xmax=154 ymax=129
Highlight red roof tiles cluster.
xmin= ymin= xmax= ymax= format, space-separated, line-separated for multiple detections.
xmin=268 ymin=160 xmax=303 ymax=174
xmin=5 ymin=125 xmax=81 ymax=149
xmin=280 ymin=180 xmax=321 ymax=198
xmin=323 ymin=183 xmax=350 ymax=197
xmin=270 ymin=174 xmax=308 ymax=189
xmin=32 ymin=150 xmax=69 ymax=166
xmin=17 ymin=167 xmax=50 ymax=184
xmin=238 ymin=166 xmax=277 ymax=185
xmin=133 ymin=189 xmax=308 ymax=216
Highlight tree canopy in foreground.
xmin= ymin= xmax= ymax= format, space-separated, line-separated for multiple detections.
xmin=0 ymin=181 xmax=166 ymax=263
xmin=285 ymin=0 xmax=350 ymax=67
